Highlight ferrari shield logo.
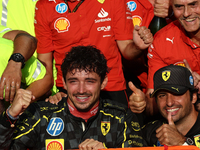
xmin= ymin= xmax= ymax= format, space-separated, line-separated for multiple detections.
xmin=101 ymin=121 xmax=110 ymax=136
xmin=194 ymin=135 xmax=200 ymax=148
xmin=162 ymin=71 xmax=171 ymax=81
xmin=97 ymin=0 xmax=105 ymax=4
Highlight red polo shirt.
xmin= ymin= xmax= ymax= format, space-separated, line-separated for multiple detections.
xmin=35 ymin=0 xmax=133 ymax=91
xmin=147 ymin=20 xmax=200 ymax=89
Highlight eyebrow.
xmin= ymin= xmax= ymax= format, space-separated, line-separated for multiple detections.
xmin=174 ymin=0 xmax=198 ymax=6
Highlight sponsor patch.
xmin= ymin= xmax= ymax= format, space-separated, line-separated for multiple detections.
xmin=127 ymin=1 xmax=137 ymax=12
xmin=194 ymin=135 xmax=200 ymax=148
xmin=54 ymin=17 xmax=70 ymax=33
xmin=46 ymin=139 xmax=64 ymax=150
xmin=131 ymin=121 xmax=140 ymax=131
xmin=56 ymin=3 xmax=68 ymax=13
xmin=189 ymin=75 xmax=194 ymax=86
xmin=162 ymin=70 xmax=171 ymax=81
xmin=174 ymin=62 xmax=185 ymax=67
xmin=47 ymin=117 xmax=64 ymax=136
xmin=98 ymin=8 xmax=108 ymax=18
xmin=101 ymin=121 xmax=110 ymax=136
xmin=97 ymin=26 xmax=111 ymax=32
xmin=132 ymin=15 xmax=142 ymax=27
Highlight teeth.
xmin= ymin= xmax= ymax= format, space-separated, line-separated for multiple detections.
xmin=167 ymin=108 xmax=179 ymax=112
xmin=77 ymin=96 xmax=88 ymax=99
xmin=186 ymin=18 xmax=196 ymax=22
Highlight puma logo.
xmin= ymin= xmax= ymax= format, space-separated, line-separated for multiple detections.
xmin=166 ymin=37 xmax=174 ymax=44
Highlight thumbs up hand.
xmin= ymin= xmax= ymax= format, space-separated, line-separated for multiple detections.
xmin=128 ymin=81 xmax=146 ymax=113
xmin=133 ymin=25 xmax=153 ymax=51
xmin=155 ymin=112 xmax=186 ymax=146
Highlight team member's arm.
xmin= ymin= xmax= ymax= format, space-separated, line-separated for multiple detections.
xmin=0 ymin=30 xmax=37 ymax=102
xmin=0 ymin=89 xmax=34 ymax=149
xmin=34 ymin=1 xmax=54 ymax=98
xmin=117 ymin=26 xmax=153 ymax=60
xmin=30 ymin=52 xmax=54 ymax=101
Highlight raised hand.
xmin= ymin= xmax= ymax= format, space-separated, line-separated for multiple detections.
xmin=156 ymin=112 xmax=185 ymax=146
xmin=128 ymin=81 xmax=146 ymax=113
xmin=133 ymin=25 xmax=153 ymax=50
xmin=154 ymin=0 xmax=170 ymax=18
xmin=8 ymin=89 xmax=35 ymax=118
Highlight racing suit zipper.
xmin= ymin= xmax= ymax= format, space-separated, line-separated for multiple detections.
xmin=81 ymin=122 xmax=85 ymax=131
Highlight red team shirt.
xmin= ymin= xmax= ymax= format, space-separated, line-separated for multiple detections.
xmin=126 ymin=0 xmax=154 ymax=28
xmin=147 ymin=20 xmax=200 ymax=89
xmin=35 ymin=0 xmax=133 ymax=91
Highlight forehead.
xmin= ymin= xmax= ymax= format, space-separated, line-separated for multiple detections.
xmin=66 ymin=69 xmax=100 ymax=79
xmin=173 ymin=0 xmax=199 ymax=4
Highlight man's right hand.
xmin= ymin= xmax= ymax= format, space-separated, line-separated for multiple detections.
xmin=0 ymin=60 xmax=22 ymax=102
xmin=45 ymin=92 xmax=67 ymax=105
xmin=8 ymin=89 xmax=34 ymax=118
xmin=154 ymin=0 xmax=170 ymax=18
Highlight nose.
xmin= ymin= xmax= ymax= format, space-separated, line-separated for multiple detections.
xmin=78 ymin=82 xmax=86 ymax=94
xmin=183 ymin=6 xmax=192 ymax=18
xmin=166 ymin=93 xmax=175 ymax=107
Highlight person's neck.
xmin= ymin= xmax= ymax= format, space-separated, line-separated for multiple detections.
xmin=67 ymin=101 xmax=99 ymax=122
xmin=188 ymin=30 xmax=200 ymax=46
xmin=175 ymin=109 xmax=198 ymax=136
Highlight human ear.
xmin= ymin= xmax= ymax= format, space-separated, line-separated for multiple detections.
xmin=101 ymin=76 xmax=108 ymax=90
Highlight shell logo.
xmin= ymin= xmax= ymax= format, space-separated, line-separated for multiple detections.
xmin=46 ymin=141 xmax=63 ymax=150
xmin=54 ymin=17 xmax=70 ymax=33
xmin=132 ymin=15 xmax=142 ymax=27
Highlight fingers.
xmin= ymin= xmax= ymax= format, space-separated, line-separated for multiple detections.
xmin=0 ymin=78 xmax=21 ymax=102
xmin=45 ymin=92 xmax=66 ymax=105
xmin=154 ymin=0 xmax=170 ymax=18
xmin=79 ymin=139 xmax=105 ymax=150
xmin=128 ymin=81 xmax=146 ymax=113
xmin=167 ymin=112 xmax=175 ymax=126
xmin=138 ymin=26 xmax=153 ymax=44
xmin=9 ymin=89 xmax=32 ymax=117
xmin=183 ymin=59 xmax=192 ymax=72
xmin=0 ymin=78 xmax=6 ymax=100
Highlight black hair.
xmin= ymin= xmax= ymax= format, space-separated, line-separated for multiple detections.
xmin=61 ymin=45 xmax=109 ymax=83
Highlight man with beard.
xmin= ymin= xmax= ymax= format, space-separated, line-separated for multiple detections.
xmin=0 ymin=46 xmax=144 ymax=149
xmin=142 ymin=65 xmax=200 ymax=147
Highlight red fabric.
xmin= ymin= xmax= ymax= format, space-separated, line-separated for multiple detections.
xmin=147 ymin=20 xmax=200 ymax=89
xmin=35 ymin=0 xmax=133 ymax=91
xmin=126 ymin=0 xmax=154 ymax=28
xmin=67 ymin=101 xmax=99 ymax=122
xmin=125 ymin=0 xmax=154 ymax=89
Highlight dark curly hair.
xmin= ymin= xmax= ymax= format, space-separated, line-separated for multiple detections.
xmin=61 ymin=45 xmax=109 ymax=83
